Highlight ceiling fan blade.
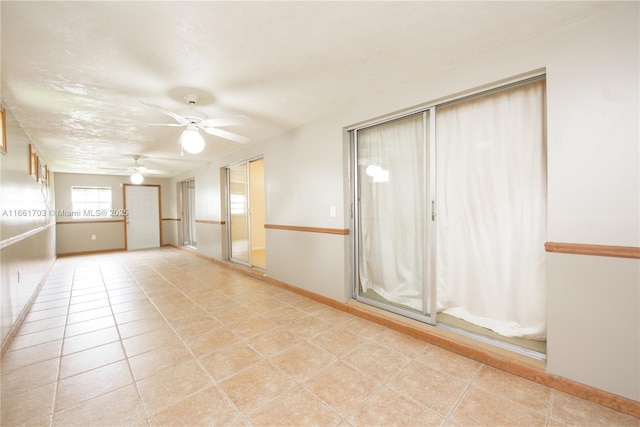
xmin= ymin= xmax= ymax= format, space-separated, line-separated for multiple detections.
xmin=202 ymin=127 xmax=250 ymax=144
xmin=143 ymin=123 xmax=184 ymax=127
xmin=140 ymin=101 xmax=188 ymax=125
xmin=199 ymin=115 xmax=250 ymax=128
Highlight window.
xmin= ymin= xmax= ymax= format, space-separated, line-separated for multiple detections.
xmin=71 ymin=187 xmax=112 ymax=218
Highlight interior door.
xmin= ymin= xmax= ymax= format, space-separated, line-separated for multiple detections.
xmin=353 ymin=111 xmax=436 ymax=324
xmin=125 ymin=184 xmax=160 ymax=250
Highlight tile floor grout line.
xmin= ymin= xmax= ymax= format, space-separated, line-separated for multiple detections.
xmin=48 ymin=264 xmax=77 ymax=427
xmin=98 ymin=257 xmax=151 ymax=426
xmin=121 ymin=255 xmax=248 ymax=425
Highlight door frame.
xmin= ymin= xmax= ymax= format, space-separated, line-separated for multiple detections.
xmin=225 ymin=156 xmax=265 ymax=268
xmin=349 ymin=109 xmax=437 ymax=325
xmin=123 ymin=184 xmax=162 ymax=250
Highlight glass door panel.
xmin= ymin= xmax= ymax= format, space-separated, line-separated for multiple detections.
xmin=228 ymin=163 xmax=250 ymax=264
xmin=354 ymin=111 xmax=435 ymax=323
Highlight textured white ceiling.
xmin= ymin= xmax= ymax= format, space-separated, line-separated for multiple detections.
xmin=1 ymin=1 xmax=609 ymax=177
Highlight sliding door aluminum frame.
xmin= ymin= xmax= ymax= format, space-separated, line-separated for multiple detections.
xmin=351 ymin=109 xmax=437 ymax=325
xmin=349 ymin=72 xmax=546 ymax=326
xmin=225 ymin=156 xmax=264 ymax=268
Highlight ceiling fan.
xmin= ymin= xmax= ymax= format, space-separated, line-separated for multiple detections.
xmin=142 ymin=94 xmax=250 ymax=154
xmin=101 ymin=155 xmax=172 ymax=184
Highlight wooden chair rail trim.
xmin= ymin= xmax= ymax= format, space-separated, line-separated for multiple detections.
xmin=545 ymin=242 xmax=640 ymax=259
xmin=264 ymin=223 xmax=349 ymax=235
xmin=194 ymin=220 xmax=225 ymax=225
xmin=161 ymin=217 xmax=181 ymax=222
xmin=56 ymin=219 xmax=125 ymax=225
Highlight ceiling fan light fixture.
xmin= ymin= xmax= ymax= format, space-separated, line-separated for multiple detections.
xmin=130 ymin=172 xmax=144 ymax=185
xmin=180 ymin=127 xmax=205 ymax=154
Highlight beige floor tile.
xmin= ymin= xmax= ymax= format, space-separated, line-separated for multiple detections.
xmin=53 ymin=384 xmax=145 ymax=426
xmin=227 ymin=315 xmax=279 ymax=339
xmin=0 ymin=383 xmax=56 ymax=426
xmin=347 ymin=386 xmax=443 ymax=427
xmin=197 ymin=295 xmax=241 ymax=313
xmin=10 ymin=326 xmax=65 ymax=350
xmin=375 ymin=329 xmax=428 ymax=358
xmin=129 ymin=343 xmax=194 ymax=380
xmin=59 ymin=341 xmax=125 ymax=379
xmin=69 ymin=291 xmax=108 ymax=305
xmin=108 ymin=291 xmax=148 ymax=305
xmin=137 ymin=360 xmax=213 ymax=413
xmin=550 ymin=390 xmax=640 ymax=426
xmin=55 ymin=360 xmax=133 ymax=411
xmin=273 ymin=291 xmax=308 ymax=305
xmin=219 ymin=360 xmax=296 ymax=413
xmin=148 ymin=386 xmax=240 ymax=427
xmin=284 ymin=315 xmax=333 ymax=339
xmin=414 ymin=344 xmax=482 ymax=383
xmin=246 ymin=327 xmax=302 ymax=357
xmin=181 ymin=326 xmax=241 ymax=357
xmin=199 ymin=342 xmax=264 ymax=381
xmin=387 ymin=360 xmax=467 ymax=417
xmin=312 ymin=307 xmax=355 ymax=324
xmin=64 ymin=315 xmax=116 ymax=338
xmin=212 ymin=306 xmax=257 ymax=326
xmin=303 ymin=361 xmax=382 ymax=417
xmin=309 ymin=327 xmax=366 ymax=357
xmin=264 ymin=305 xmax=307 ymax=325
xmin=295 ymin=298 xmax=329 ymax=314
xmin=1 ymin=357 xmax=60 ymax=395
xmin=117 ymin=315 xmax=169 ymax=339
xmin=341 ymin=317 xmax=387 ymax=340
xmin=248 ymin=386 xmax=342 ymax=426
xmin=62 ymin=326 xmax=120 ymax=355
xmin=24 ymin=306 xmax=68 ymax=322
xmin=172 ymin=316 xmax=223 ymax=340
xmin=67 ymin=299 xmax=109 ymax=314
xmin=1 ymin=339 xmax=62 ymax=371
xmin=271 ymin=342 xmax=337 ymax=382
xmin=16 ymin=315 xmax=67 ymax=335
xmin=343 ymin=341 xmax=411 ymax=382
xmin=242 ymin=296 xmax=287 ymax=313
xmin=66 ymin=306 xmax=113 ymax=324
xmin=30 ymin=298 xmax=69 ymax=312
xmin=114 ymin=306 xmax=165 ymax=325
xmin=450 ymin=386 xmax=547 ymax=426
xmin=472 ymin=365 xmax=551 ymax=415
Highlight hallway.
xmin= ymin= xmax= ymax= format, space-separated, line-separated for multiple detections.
xmin=1 ymin=248 xmax=637 ymax=426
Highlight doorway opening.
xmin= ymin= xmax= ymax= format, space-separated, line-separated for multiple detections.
xmin=226 ymin=158 xmax=266 ymax=269
xmin=351 ymin=76 xmax=547 ymax=357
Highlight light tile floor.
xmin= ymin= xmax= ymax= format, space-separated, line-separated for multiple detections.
xmin=1 ymin=248 xmax=638 ymax=426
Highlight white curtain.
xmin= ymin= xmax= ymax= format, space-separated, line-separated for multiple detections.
xmin=358 ymin=114 xmax=426 ymax=311
xmin=436 ymin=80 xmax=547 ymax=340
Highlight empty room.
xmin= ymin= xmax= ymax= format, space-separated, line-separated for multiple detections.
xmin=1 ymin=1 xmax=639 ymax=426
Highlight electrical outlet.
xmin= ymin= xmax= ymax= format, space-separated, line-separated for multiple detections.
xmin=91 ymin=235 xmax=97 ymax=240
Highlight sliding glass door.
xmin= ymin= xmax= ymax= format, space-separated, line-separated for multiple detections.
xmin=180 ymin=178 xmax=196 ymax=247
xmin=226 ymin=158 xmax=266 ymax=268
xmin=353 ymin=111 xmax=437 ymax=323
xmin=352 ymin=77 xmax=547 ymax=349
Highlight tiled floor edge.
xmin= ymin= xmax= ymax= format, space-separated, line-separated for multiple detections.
xmin=139 ymin=246 xmax=640 ymax=419
xmin=1 ymin=256 xmax=58 ymax=359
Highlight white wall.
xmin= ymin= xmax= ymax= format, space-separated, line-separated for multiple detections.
xmin=0 ymin=108 xmax=57 ymax=345
xmin=175 ymin=3 xmax=639 ymax=401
